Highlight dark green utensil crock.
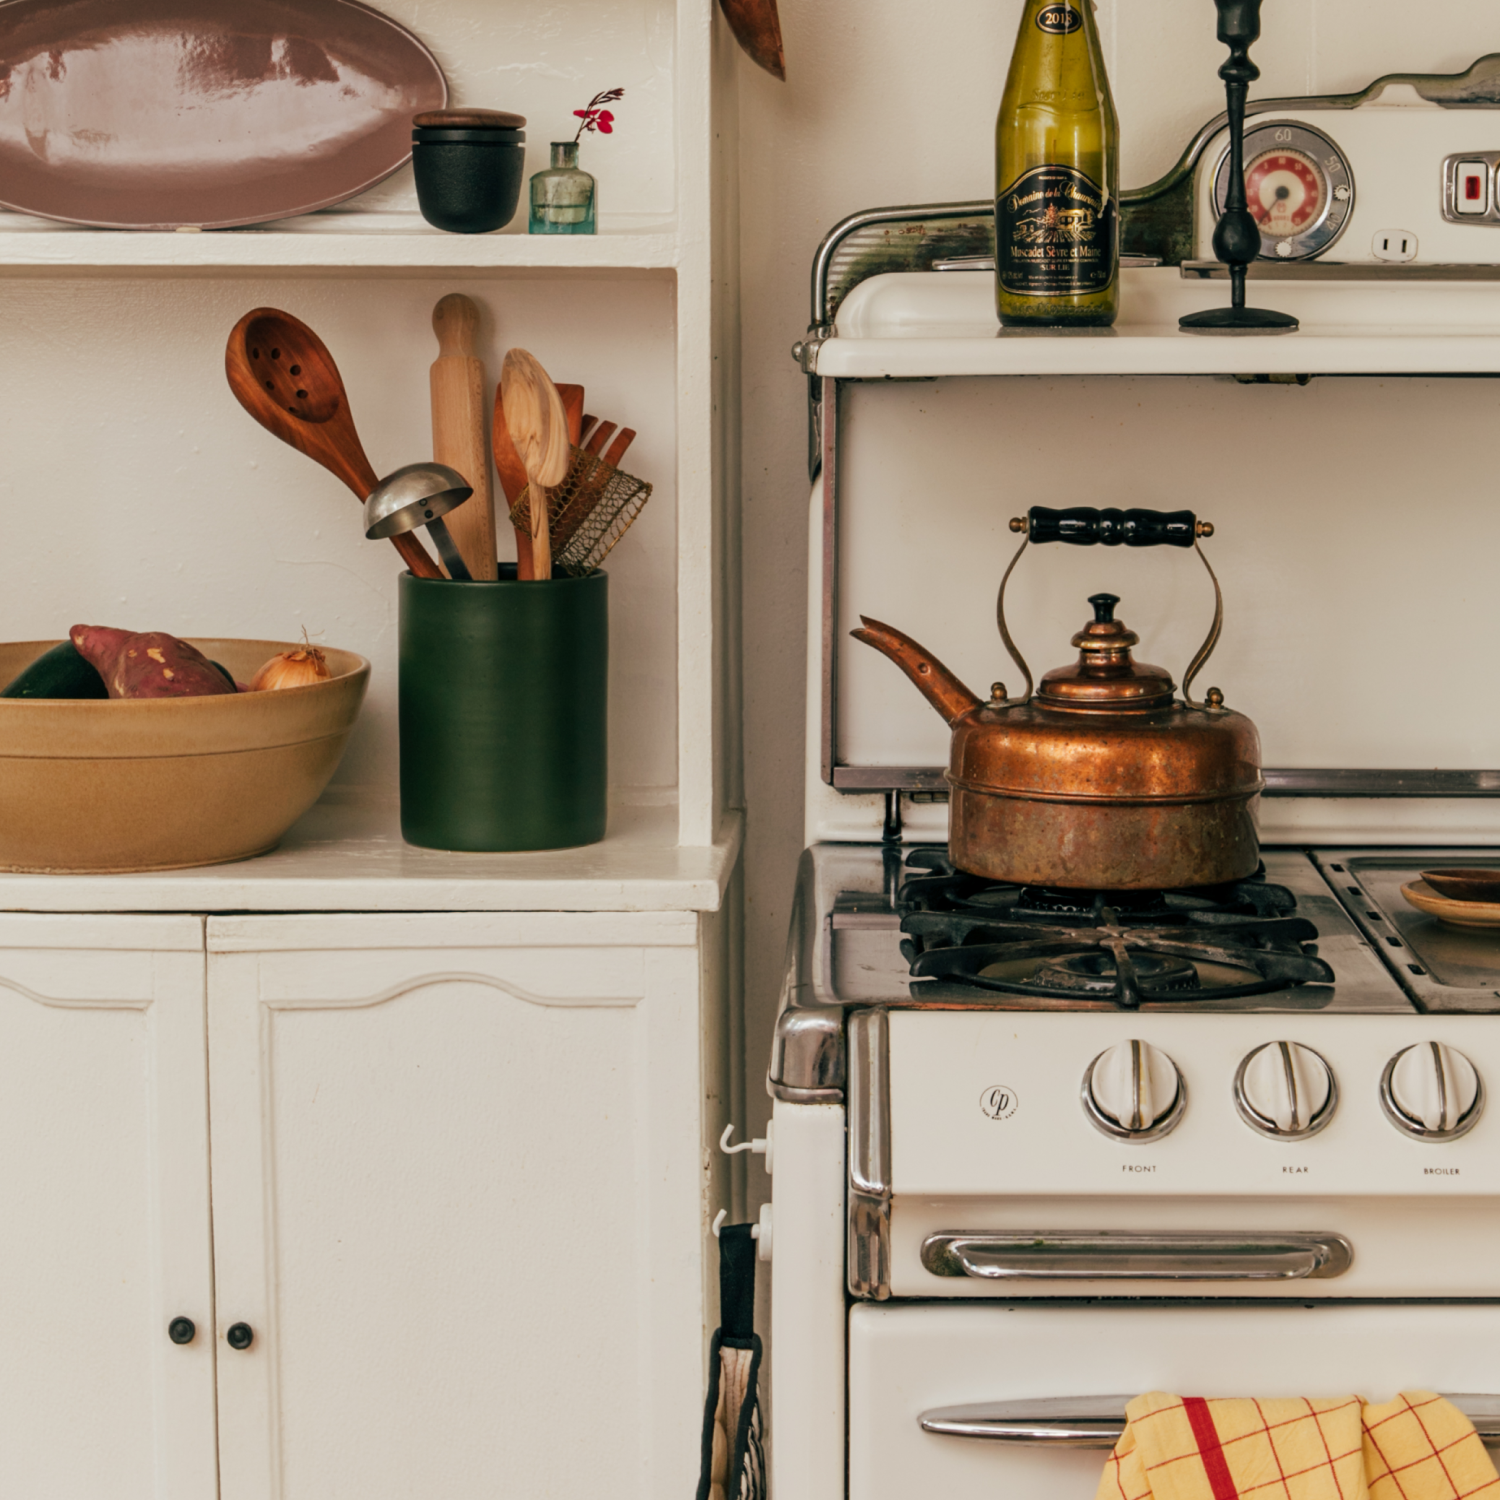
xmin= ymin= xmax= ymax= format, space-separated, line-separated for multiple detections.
xmin=399 ymin=567 xmax=607 ymax=851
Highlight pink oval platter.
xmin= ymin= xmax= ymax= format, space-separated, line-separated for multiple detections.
xmin=0 ymin=0 xmax=447 ymax=229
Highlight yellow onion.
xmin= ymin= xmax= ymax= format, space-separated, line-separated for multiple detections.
xmin=250 ymin=642 xmax=331 ymax=692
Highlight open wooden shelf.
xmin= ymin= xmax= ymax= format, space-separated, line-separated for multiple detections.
xmin=0 ymin=209 xmax=680 ymax=275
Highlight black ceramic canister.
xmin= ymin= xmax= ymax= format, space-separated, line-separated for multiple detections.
xmin=412 ymin=108 xmax=526 ymax=233
xmin=398 ymin=568 xmax=607 ymax=852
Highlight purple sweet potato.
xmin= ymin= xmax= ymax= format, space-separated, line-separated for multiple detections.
xmin=70 ymin=626 xmax=237 ymax=700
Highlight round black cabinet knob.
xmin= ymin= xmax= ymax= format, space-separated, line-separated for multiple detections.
xmin=168 ymin=1317 xmax=196 ymax=1346
xmin=226 ymin=1322 xmax=255 ymax=1351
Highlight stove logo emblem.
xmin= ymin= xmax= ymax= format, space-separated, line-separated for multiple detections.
xmin=981 ymin=1085 xmax=1019 ymax=1121
xmin=1036 ymin=5 xmax=1083 ymax=34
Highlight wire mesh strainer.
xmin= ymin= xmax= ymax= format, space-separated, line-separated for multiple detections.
xmin=509 ymin=446 xmax=652 ymax=577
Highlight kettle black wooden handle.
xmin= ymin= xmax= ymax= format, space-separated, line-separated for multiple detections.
xmin=1021 ymin=507 xmax=1202 ymax=548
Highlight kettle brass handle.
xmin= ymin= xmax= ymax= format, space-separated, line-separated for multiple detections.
xmin=1000 ymin=510 xmax=1224 ymax=711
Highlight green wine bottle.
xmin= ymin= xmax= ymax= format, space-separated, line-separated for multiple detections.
xmin=996 ymin=0 xmax=1120 ymax=327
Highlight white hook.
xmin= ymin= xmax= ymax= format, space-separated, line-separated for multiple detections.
xmin=711 ymin=1208 xmax=762 ymax=1242
xmin=719 ymin=1123 xmax=772 ymax=1170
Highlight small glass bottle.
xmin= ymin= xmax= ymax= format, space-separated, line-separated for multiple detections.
xmin=528 ymin=142 xmax=597 ymax=234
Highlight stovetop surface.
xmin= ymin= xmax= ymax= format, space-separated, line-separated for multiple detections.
xmin=796 ymin=845 xmax=1500 ymax=1018
xmin=895 ymin=851 xmax=1336 ymax=1010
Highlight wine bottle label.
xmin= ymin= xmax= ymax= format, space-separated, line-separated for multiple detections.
xmin=997 ymin=165 xmax=1117 ymax=297
xmin=1035 ymin=4 xmax=1082 ymax=34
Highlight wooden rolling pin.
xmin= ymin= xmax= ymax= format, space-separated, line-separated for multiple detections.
xmin=430 ymin=293 xmax=497 ymax=580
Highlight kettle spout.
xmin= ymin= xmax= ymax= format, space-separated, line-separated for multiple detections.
xmin=851 ymin=617 xmax=984 ymax=727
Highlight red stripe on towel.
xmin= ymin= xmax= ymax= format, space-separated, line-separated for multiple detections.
xmin=1183 ymin=1398 xmax=1241 ymax=1500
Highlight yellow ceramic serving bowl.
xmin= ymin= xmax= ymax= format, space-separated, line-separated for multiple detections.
xmin=0 ymin=639 xmax=369 ymax=874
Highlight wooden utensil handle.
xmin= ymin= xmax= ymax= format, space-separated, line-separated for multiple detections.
xmin=558 ymin=384 xmax=585 ymax=447
xmin=431 ymin=294 xmax=497 ymax=581
xmin=396 ymin=531 xmax=445 ymax=579
xmin=602 ymin=428 xmax=636 ymax=468
xmin=584 ymin=421 xmax=618 ymax=457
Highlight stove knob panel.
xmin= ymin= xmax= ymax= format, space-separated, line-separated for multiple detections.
xmin=1381 ymin=1043 xmax=1484 ymax=1142
xmin=1083 ymin=1040 xmax=1185 ymax=1143
xmin=1234 ymin=1043 xmax=1337 ymax=1140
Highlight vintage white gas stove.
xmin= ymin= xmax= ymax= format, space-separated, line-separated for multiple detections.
xmin=768 ymin=56 xmax=1500 ymax=1500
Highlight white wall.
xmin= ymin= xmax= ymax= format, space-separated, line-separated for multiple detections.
xmin=735 ymin=0 xmax=1500 ymax=1146
xmin=0 ymin=0 xmax=686 ymax=801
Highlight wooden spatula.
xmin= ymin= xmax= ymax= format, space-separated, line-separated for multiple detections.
xmin=500 ymin=350 xmax=571 ymax=580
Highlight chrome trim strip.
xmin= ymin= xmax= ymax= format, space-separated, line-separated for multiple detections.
xmin=920 ymin=1231 xmax=1354 ymax=1282
xmin=920 ymin=1394 xmax=1500 ymax=1447
xmin=820 ymin=377 xmax=839 ymax=785
xmin=767 ymin=1079 xmax=844 ymax=1105
xmin=831 ymin=767 xmax=1500 ymax=797
xmin=1183 ymin=259 xmax=1500 ymax=281
xmin=847 ymin=1009 xmax=892 ymax=1300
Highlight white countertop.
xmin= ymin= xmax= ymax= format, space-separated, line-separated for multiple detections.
xmin=0 ymin=795 xmax=742 ymax=914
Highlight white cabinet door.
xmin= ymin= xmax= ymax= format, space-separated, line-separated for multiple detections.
xmin=0 ymin=914 xmax=216 ymax=1500
xmin=207 ymin=911 xmax=711 ymax=1500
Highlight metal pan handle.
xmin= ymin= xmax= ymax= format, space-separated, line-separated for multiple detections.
xmin=919 ymin=1395 xmax=1500 ymax=1448
xmin=921 ymin=1231 xmax=1353 ymax=1282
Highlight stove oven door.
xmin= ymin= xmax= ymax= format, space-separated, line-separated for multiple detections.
xmin=848 ymin=1301 xmax=1500 ymax=1500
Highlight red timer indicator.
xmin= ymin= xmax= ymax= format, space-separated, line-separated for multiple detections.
xmin=1244 ymin=149 xmax=1325 ymax=237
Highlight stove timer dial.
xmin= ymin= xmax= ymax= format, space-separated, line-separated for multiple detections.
xmin=1212 ymin=121 xmax=1354 ymax=262
xmin=1235 ymin=1042 xmax=1337 ymax=1141
xmin=1381 ymin=1043 xmax=1484 ymax=1142
xmin=1082 ymin=1040 xmax=1185 ymax=1143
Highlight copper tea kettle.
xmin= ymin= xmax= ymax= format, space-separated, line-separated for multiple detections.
xmin=854 ymin=506 xmax=1262 ymax=891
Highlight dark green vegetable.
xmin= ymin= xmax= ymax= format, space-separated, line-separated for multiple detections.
xmin=209 ymin=661 xmax=238 ymax=693
xmin=0 ymin=641 xmax=108 ymax=699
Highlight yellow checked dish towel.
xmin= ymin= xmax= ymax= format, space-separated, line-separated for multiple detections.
xmin=1098 ymin=1391 xmax=1500 ymax=1500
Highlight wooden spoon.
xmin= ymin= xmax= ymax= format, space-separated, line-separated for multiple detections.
xmin=493 ymin=381 xmax=582 ymax=578
xmin=225 ymin=308 xmax=442 ymax=579
xmin=500 ymin=350 xmax=571 ymax=580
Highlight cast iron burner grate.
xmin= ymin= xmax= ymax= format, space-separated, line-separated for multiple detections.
xmin=896 ymin=850 xmax=1334 ymax=1010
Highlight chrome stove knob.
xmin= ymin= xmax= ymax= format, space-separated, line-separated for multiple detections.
xmin=1235 ymin=1042 xmax=1337 ymax=1140
xmin=1381 ymin=1043 xmax=1484 ymax=1142
xmin=1082 ymin=1040 xmax=1185 ymax=1142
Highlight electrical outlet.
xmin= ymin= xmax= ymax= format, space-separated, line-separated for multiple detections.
xmin=1372 ymin=229 xmax=1418 ymax=263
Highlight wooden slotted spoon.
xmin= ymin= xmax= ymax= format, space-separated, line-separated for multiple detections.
xmin=499 ymin=349 xmax=570 ymax=580
xmin=225 ymin=308 xmax=442 ymax=579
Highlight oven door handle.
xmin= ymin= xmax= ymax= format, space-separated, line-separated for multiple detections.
xmin=919 ymin=1395 xmax=1500 ymax=1448
xmin=921 ymin=1231 xmax=1354 ymax=1282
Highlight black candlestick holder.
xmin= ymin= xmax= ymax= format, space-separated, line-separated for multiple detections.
xmin=1180 ymin=0 xmax=1298 ymax=335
